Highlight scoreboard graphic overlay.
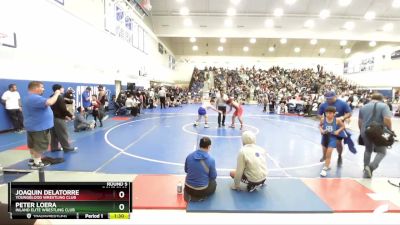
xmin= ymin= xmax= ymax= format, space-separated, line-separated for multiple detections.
xmin=9 ymin=182 xmax=132 ymax=220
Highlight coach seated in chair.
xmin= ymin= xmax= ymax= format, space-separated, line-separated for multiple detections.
xmin=184 ymin=137 xmax=217 ymax=202
xmin=230 ymin=131 xmax=268 ymax=192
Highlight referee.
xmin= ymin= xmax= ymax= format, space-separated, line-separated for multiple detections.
xmin=216 ymin=89 xmax=228 ymax=128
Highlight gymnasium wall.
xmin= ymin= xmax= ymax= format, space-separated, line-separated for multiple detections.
xmin=173 ymin=56 xmax=345 ymax=82
xmin=0 ymin=0 xmax=175 ymax=84
xmin=0 ymin=0 xmax=176 ymax=131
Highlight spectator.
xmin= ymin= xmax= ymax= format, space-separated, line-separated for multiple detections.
xmin=50 ymin=84 xmax=78 ymax=152
xmin=184 ymin=137 xmax=217 ymax=201
xmin=22 ymin=81 xmax=60 ymax=168
xmin=189 ymin=66 xmax=358 ymax=115
xmin=64 ymin=87 xmax=75 ymax=115
xmin=262 ymin=92 xmax=269 ymax=113
xmin=230 ymin=131 xmax=268 ymax=192
xmin=91 ymin=95 xmax=103 ymax=127
xmin=158 ymin=87 xmax=166 ymax=109
xmin=125 ymin=94 xmax=139 ymax=117
xmin=81 ymin=86 xmax=92 ymax=112
xmin=74 ymin=106 xmax=95 ymax=132
xmin=97 ymin=85 xmax=109 ymax=121
xmin=1 ymin=84 xmax=24 ymax=132
xmin=359 ymin=93 xmax=392 ymax=178
xmin=98 ymin=85 xmax=106 ymax=105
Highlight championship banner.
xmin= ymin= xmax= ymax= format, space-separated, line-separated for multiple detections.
xmin=105 ymin=0 xmax=147 ymax=51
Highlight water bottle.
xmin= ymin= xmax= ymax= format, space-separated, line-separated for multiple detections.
xmin=177 ymin=181 xmax=183 ymax=194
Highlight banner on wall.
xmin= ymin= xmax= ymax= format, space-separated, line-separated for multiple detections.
xmin=104 ymin=0 xmax=148 ymax=53
xmin=0 ymin=31 xmax=17 ymax=48
xmin=344 ymin=55 xmax=375 ymax=74
xmin=391 ymin=50 xmax=400 ymax=60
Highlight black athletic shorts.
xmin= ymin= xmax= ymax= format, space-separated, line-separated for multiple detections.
xmin=217 ymin=106 xmax=226 ymax=113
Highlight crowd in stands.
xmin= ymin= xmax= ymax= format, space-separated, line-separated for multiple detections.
xmin=189 ymin=65 xmax=399 ymax=115
xmin=112 ymin=86 xmax=191 ymax=116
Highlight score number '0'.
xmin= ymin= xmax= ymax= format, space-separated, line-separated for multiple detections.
xmin=119 ymin=191 xmax=125 ymax=211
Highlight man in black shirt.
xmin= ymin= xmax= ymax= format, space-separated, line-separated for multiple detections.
xmin=64 ymin=87 xmax=74 ymax=115
xmin=50 ymin=84 xmax=78 ymax=152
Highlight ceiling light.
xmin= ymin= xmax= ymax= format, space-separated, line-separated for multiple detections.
xmin=393 ymin=0 xmax=400 ymax=8
xmin=304 ymin=19 xmax=315 ymax=29
xmin=285 ymin=0 xmax=297 ymax=5
xmin=369 ymin=41 xmax=376 ymax=47
xmin=250 ymin=38 xmax=256 ymax=44
xmin=217 ymin=46 xmax=224 ymax=52
xmin=383 ymin=23 xmax=394 ymax=32
xmin=319 ymin=9 xmax=330 ymax=19
xmin=319 ymin=48 xmax=326 ymax=54
xmin=338 ymin=0 xmax=352 ymax=7
xmin=364 ymin=11 xmax=376 ymax=20
xmin=343 ymin=21 xmax=355 ymax=30
xmin=344 ymin=48 xmax=351 ymax=54
xmin=340 ymin=40 xmax=348 ymax=46
xmin=294 ymin=47 xmax=301 ymax=53
xmin=192 ymin=45 xmax=198 ymax=51
xmin=310 ymin=39 xmax=317 ymax=45
xmin=224 ymin=18 xmax=233 ymax=27
xmin=230 ymin=0 xmax=241 ymax=5
xmin=183 ymin=18 xmax=192 ymax=27
xmin=243 ymin=46 xmax=249 ymax=52
xmin=280 ymin=38 xmax=287 ymax=44
xmin=268 ymin=47 xmax=275 ymax=52
xmin=227 ymin=8 xmax=236 ymax=16
xmin=189 ymin=37 xmax=196 ymax=43
xmin=220 ymin=37 xmax=226 ymax=43
xmin=265 ymin=19 xmax=274 ymax=28
xmin=274 ymin=8 xmax=284 ymax=17
xmin=179 ymin=7 xmax=189 ymax=16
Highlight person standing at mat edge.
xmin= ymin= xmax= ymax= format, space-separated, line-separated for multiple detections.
xmin=216 ymin=89 xmax=228 ymax=128
xmin=22 ymin=81 xmax=60 ymax=169
xmin=158 ymin=87 xmax=166 ymax=109
xmin=81 ymin=86 xmax=92 ymax=113
xmin=230 ymin=131 xmax=268 ymax=192
xmin=359 ymin=93 xmax=392 ymax=178
xmin=50 ymin=84 xmax=78 ymax=152
xmin=1 ymin=84 xmax=24 ymax=132
xmin=184 ymin=137 xmax=217 ymax=201
xmin=318 ymin=91 xmax=352 ymax=166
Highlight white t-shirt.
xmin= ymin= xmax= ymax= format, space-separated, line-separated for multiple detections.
xmin=158 ymin=89 xmax=166 ymax=97
xmin=125 ymin=98 xmax=138 ymax=108
xmin=1 ymin=90 xmax=20 ymax=110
